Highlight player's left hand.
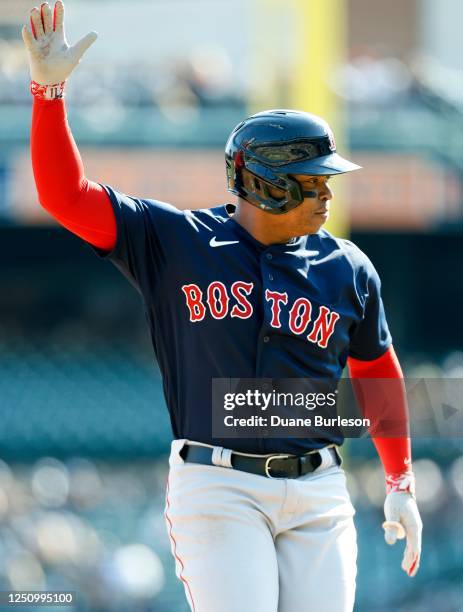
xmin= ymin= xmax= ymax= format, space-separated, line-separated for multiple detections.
xmin=382 ymin=472 xmax=422 ymax=577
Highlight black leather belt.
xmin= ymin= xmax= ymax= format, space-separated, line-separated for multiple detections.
xmin=180 ymin=445 xmax=341 ymax=479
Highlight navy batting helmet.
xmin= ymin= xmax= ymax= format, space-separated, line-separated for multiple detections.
xmin=225 ymin=109 xmax=361 ymax=214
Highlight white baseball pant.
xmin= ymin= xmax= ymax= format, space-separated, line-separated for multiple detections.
xmin=164 ymin=439 xmax=357 ymax=612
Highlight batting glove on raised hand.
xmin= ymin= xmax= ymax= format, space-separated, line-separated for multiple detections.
xmin=22 ymin=1 xmax=97 ymax=98
xmin=382 ymin=472 xmax=422 ymax=577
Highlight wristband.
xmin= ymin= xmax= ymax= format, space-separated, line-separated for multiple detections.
xmin=385 ymin=471 xmax=415 ymax=497
xmin=30 ymin=80 xmax=66 ymax=100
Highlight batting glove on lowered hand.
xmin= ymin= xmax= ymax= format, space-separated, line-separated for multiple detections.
xmin=382 ymin=472 xmax=422 ymax=577
xmin=22 ymin=1 xmax=97 ymax=98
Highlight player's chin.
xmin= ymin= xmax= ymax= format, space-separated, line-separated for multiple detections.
xmin=308 ymin=212 xmax=329 ymax=233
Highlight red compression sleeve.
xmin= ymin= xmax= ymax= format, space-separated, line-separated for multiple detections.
xmin=347 ymin=345 xmax=412 ymax=476
xmin=31 ymin=97 xmax=117 ymax=250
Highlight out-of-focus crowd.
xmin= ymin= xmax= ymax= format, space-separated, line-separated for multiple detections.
xmin=0 ymin=457 xmax=179 ymax=611
xmin=0 ymin=38 xmax=244 ymax=112
xmin=3 ymin=34 xmax=463 ymax=118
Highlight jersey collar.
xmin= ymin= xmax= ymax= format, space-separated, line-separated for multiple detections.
xmin=221 ymin=204 xmax=306 ymax=252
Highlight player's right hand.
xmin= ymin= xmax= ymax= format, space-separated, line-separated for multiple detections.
xmin=22 ymin=1 xmax=97 ymax=86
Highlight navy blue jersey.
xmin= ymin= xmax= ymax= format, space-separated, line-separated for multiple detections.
xmin=92 ymin=185 xmax=392 ymax=454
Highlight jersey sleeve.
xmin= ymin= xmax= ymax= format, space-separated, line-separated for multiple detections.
xmin=348 ymin=259 xmax=392 ymax=360
xmin=92 ymin=184 xmax=185 ymax=294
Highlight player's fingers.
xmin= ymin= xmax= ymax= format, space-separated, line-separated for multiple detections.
xmin=22 ymin=25 xmax=37 ymax=53
xmin=53 ymin=0 xmax=65 ymax=33
xmin=41 ymin=2 xmax=53 ymax=35
xmin=30 ymin=7 xmax=45 ymax=39
xmin=402 ymin=549 xmax=420 ymax=577
xmin=408 ymin=552 xmax=420 ymax=577
xmin=402 ymin=533 xmax=420 ymax=576
xmin=401 ymin=513 xmax=422 ymax=576
xmin=71 ymin=31 xmax=98 ymax=62
xmin=382 ymin=520 xmax=405 ymax=545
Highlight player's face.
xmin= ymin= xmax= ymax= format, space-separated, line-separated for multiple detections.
xmin=268 ymin=174 xmax=334 ymax=235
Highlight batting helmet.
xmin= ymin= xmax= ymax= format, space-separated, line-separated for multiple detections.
xmin=225 ymin=109 xmax=361 ymax=214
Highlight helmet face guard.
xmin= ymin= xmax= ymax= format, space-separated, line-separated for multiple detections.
xmin=225 ymin=110 xmax=361 ymax=214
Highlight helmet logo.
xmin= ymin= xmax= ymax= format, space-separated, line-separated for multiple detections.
xmin=235 ymin=151 xmax=244 ymax=168
xmin=328 ymin=131 xmax=336 ymax=151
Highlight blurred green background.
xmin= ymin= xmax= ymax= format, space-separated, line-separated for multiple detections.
xmin=1 ymin=0 xmax=463 ymax=610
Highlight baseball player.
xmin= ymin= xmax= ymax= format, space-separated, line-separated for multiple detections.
xmin=23 ymin=3 xmax=422 ymax=611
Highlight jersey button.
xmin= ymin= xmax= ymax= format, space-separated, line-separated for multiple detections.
xmin=263 ymin=336 xmax=270 ymax=343
xmin=268 ymin=274 xmax=274 ymax=281
xmin=266 ymin=253 xmax=273 ymax=260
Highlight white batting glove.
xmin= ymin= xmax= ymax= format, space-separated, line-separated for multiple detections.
xmin=21 ymin=1 xmax=97 ymax=98
xmin=382 ymin=472 xmax=422 ymax=577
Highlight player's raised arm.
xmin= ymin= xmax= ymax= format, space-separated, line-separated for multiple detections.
xmin=22 ymin=1 xmax=117 ymax=251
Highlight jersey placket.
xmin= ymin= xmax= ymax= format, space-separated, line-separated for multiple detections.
xmin=254 ymin=247 xmax=278 ymax=448
xmin=256 ymin=248 xmax=276 ymax=376
xmin=255 ymin=242 xmax=300 ymax=374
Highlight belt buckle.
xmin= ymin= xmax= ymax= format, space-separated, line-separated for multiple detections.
xmin=264 ymin=454 xmax=290 ymax=478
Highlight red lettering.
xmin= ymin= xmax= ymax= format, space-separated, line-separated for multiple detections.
xmin=230 ymin=281 xmax=254 ymax=319
xmin=181 ymin=281 xmax=340 ymax=349
xmin=288 ymin=297 xmax=312 ymax=334
xmin=265 ymin=290 xmax=288 ymax=328
xmin=307 ymin=306 xmax=340 ymax=348
xmin=207 ymin=281 xmax=229 ymax=320
xmin=181 ymin=284 xmax=206 ymax=322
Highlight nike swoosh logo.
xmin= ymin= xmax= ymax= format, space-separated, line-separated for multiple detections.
xmin=209 ymin=237 xmax=239 ymax=248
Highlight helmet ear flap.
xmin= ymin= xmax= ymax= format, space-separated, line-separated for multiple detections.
xmin=241 ymin=168 xmax=265 ymax=200
xmin=226 ymin=151 xmax=306 ymax=214
xmin=239 ymin=168 xmax=304 ymax=213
